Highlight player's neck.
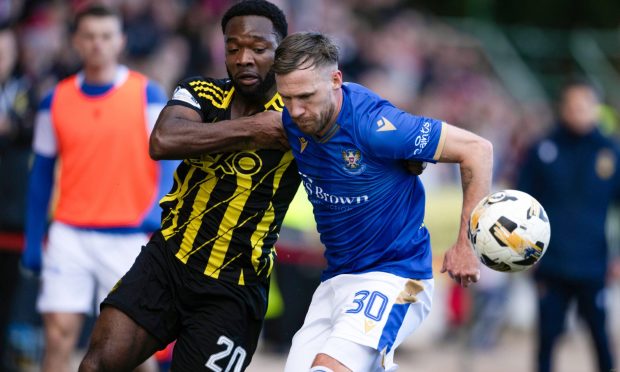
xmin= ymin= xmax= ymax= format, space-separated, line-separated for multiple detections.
xmin=231 ymin=85 xmax=276 ymax=117
xmin=82 ymin=63 xmax=119 ymax=85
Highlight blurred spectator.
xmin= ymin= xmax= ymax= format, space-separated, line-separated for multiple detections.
xmin=21 ymin=5 xmax=175 ymax=371
xmin=0 ymin=21 xmax=36 ymax=371
xmin=518 ymin=79 xmax=620 ymax=372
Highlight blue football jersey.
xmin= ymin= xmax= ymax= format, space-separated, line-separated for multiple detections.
xmin=282 ymin=83 xmax=446 ymax=281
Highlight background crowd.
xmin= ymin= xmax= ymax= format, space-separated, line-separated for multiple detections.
xmin=1 ymin=0 xmax=619 ymax=371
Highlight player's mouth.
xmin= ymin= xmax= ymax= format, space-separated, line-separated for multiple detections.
xmin=235 ymin=72 xmax=260 ymax=86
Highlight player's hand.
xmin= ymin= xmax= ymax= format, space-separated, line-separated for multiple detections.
xmin=440 ymin=240 xmax=480 ymax=288
xmin=249 ymin=111 xmax=290 ymax=151
xmin=404 ymin=161 xmax=427 ymax=175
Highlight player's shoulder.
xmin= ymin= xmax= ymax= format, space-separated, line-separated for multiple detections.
xmin=343 ymin=82 xmax=383 ymax=104
xmin=38 ymin=88 xmax=56 ymax=111
xmin=178 ymin=76 xmax=232 ymax=94
xmin=343 ymin=82 xmax=391 ymax=117
xmin=178 ymin=77 xmax=232 ymax=108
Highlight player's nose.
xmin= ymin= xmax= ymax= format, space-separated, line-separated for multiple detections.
xmin=289 ymin=101 xmax=305 ymax=119
xmin=236 ymin=48 xmax=254 ymax=66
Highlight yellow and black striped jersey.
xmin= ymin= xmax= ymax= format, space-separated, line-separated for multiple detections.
xmin=161 ymin=77 xmax=300 ymax=286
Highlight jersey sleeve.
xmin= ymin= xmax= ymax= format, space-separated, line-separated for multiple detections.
xmin=167 ymin=77 xmax=230 ymax=122
xmin=32 ymin=89 xmax=57 ymax=157
xmin=356 ymin=98 xmax=446 ymax=163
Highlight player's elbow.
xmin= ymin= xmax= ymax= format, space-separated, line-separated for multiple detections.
xmin=476 ymin=137 xmax=493 ymax=160
xmin=460 ymin=135 xmax=493 ymax=167
xmin=149 ymin=128 xmax=169 ymax=160
xmin=471 ymin=136 xmax=493 ymax=166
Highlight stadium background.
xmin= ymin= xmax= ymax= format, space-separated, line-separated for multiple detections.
xmin=2 ymin=0 xmax=619 ymax=371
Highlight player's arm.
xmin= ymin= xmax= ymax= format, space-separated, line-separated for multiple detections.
xmin=437 ymin=123 xmax=493 ymax=287
xmin=149 ymin=87 xmax=289 ymax=160
xmin=23 ymin=92 xmax=57 ymax=274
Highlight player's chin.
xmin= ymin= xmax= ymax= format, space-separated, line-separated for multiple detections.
xmin=235 ymin=85 xmax=264 ymax=100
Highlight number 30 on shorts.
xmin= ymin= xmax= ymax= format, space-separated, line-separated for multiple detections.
xmin=205 ymin=335 xmax=246 ymax=372
xmin=345 ymin=290 xmax=388 ymax=321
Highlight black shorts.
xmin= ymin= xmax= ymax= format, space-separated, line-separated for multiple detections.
xmin=102 ymin=232 xmax=269 ymax=371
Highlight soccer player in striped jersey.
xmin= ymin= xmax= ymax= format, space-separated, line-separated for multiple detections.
xmin=80 ymin=1 xmax=298 ymax=371
xmin=273 ymin=32 xmax=493 ymax=371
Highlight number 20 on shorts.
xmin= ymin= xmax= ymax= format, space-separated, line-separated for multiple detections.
xmin=205 ymin=335 xmax=246 ymax=372
xmin=345 ymin=290 xmax=388 ymax=321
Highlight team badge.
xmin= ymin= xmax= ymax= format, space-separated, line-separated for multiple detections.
xmin=341 ymin=148 xmax=366 ymax=174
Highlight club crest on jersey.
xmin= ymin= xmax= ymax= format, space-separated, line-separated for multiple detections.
xmin=341 ymin=148 xmax=366 ymax=174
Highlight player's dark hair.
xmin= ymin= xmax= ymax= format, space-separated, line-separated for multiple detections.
xmin=221 ymin=0 xmax=288 ymax=41
xmin=72 ymin=4 xmax=123 ymax=34
xmin=273 ymin=32 xmax=339 ymax=75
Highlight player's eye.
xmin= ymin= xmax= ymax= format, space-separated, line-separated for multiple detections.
xmin=253 ymin=48 xmax=266 ymax=53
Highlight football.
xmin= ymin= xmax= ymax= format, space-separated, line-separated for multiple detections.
xmin=468 ymin=190 xmax=551 ymax=272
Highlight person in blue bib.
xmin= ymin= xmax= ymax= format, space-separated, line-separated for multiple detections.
xmin=273 ymin=32 xmax=494 ymax=372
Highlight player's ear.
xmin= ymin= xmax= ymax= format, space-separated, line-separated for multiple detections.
xmin=331 ymin=70 xmax=342 ymax=89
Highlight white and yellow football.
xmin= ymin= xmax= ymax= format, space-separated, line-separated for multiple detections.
xmin=468 ymin=190 xmax=551 ymax=272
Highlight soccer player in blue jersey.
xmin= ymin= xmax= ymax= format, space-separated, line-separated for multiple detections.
xmin=273 ymin=32 xmax=494 ymax=371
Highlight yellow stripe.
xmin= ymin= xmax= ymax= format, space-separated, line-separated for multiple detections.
xmin=198 ymin=87 xmax=233 ymax=110
xmin=189 ymin=80 xmax=224 ymax=94
xmin=238 ymin=269 xmax=245 ymax=285
xmin=164 ymin=172 xmax=216 ymax=239
xmin=221 ymin=87 xmax=234 ymax=109
xmin=159 ymin=168 xmax=182 ymax=204
xmin=204 ymin=166 xmax=255 ymax=277
xmin=197 ymin=92 xmax=226 ymax=109
xmin=433 ymin=122 xmax=447 ymax=161
xmin=192 ymin=86 xmax=223 ymax=101
xmin=203 ymin=151 xmax=294 ymax=279
xmin=161 ymin=166 xmax=197 ymax=240
xmin=264 ymin=93 xmax=284 ymax=111
xmin=175 ymin=175 xmax=218 ymax=263
xmin=251 ymin=151 xmax=294 ymax=277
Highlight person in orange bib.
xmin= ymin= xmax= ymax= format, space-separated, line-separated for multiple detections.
xmin=22 ymin=5 xmax=176 ymax=372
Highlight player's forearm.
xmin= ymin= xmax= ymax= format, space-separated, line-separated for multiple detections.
xmin=456 ymin=138 xmax=493 ymax=244
xmin=25 ymin=154 xmax=55 ymax=251
xmin=150 ymin=114 xmax=254 ymax=160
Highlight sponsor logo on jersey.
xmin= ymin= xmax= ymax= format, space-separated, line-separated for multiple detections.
xmin=376 ymin=116 xmax=397 ymax=132
xmin=341 ymin=148 xmax=366 ymax=174
xmin=299 ymin=172 xmax=370 ymax=208
xmin=413 ymin=121 xmax=431 ymax=155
